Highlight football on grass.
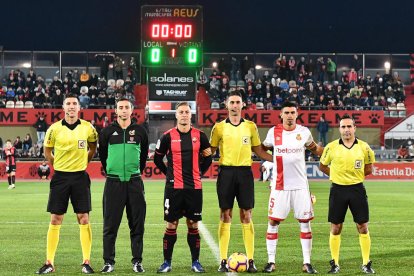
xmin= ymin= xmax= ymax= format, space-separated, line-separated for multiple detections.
xmin=227 ymin=252 xmax=248 ymax=272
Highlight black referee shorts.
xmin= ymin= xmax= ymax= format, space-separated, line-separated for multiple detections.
xmin=328 ymin=183 xmax=369 ymax=224
xmin=163 ymin=187 xmax=203 ymax=222
xmin=216 ymin=166 xmax=254 ymax=210
xmin=47 ymin=170 xmax=91 ymax=215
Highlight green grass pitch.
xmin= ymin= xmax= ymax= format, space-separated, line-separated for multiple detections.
xmin=0 ymin=180 xmax=413 ymax=275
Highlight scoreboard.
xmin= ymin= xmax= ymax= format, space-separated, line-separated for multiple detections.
xmin=141 ymin=5 xmax=203 ymax=67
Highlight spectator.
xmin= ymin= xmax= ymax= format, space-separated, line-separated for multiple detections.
xmin=22 ymin=133 xmax=33 ymax=156
xmin=327 ymin=58 xmax=336 ymax=82
xmin=52 ymin=89 xmax=64 ymax=107
xmin=230 ymin=56 xmax=240 ymax=81
xmin=50 ymin=76 xmax=63 ymax=91
xmin=89 ymin=94 xmax=99 ymax=108
xmin=288 ymin=56 xmax=296 ymax=81
xmin=95 ymin=53 xmax=114 ymax=80
xmin=348 ymin=68 xmax=358 ymax=87
xmin=33 ymin=115 xmax=48 ymax=143
xmin=6 ymin=87 xmax=16 ymax=101
xmin=29 ymin=141 xmax=43 ymax=158
xmin=114 ymin=56 xmax=124 ymax=80
xmin=408 ymin=141 xmax=414 ymax=161
xmin=32 ymin=90 xmax=46 ymax=108
xmin=79 ymin=70 xmax=90 ymax=87
xmin=128 ymin=56 xmax=139 ymax=83
xmin=13 ymin=136 xmax=23 ymax=156
xmin=199 ymin=70 xmax=209 ymax=89
xmin=125 ymin=91 xmax=135 ymax=104
xmin=79 ymin=87 xmax=90 ymax=109
xmin=316 ymin=116 xmax=329 ymax=146
xmin=102 ymin=116 xmax=110 ymax=128
xmin=97 ymin=91 xmax=107 ymax=107
xmin=396 ymin=145 xmax=408 ymax=161
xmin=244 ymin=69 xmax=255 ymax=83
xmin=316 ymin=57 xmax=326 ymax=82
xmin=38 ymin=160 xmax=51 ymax=179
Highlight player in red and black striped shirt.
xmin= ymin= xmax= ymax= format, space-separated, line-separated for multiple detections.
xmin=154 ymin=102 xmax=212 ymax=273
xmin=3 ymin=140 xmax=17 ymax=189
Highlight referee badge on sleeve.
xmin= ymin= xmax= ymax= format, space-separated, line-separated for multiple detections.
xmin=355 ymin=160 xmax=362 ymax=169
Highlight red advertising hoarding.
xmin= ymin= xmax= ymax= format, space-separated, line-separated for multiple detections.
xmin=0 ymin=109 xmax=145 ymax=126
xmin=198 ymin=110 xmax=384 ymax=127
xmin=1 ymin=161 xmax=411 ymax=180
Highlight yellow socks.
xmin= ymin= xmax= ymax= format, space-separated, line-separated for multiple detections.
xmin=79 ymin=224 xmax=92 ymax=263
xmin=329 ymin=233 xmax=341 ymax=265
xmin=359 ymin=232 xmax=371 ymax=265
xmin=218 ymin=221 xmax=231 ymax=260
xmin=46 ymin=224 xmax=61 ymax=265
xmin=242 ymin=222 xmax=255 ymax=260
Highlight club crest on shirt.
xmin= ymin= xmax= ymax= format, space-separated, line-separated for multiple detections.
xmin=268 ymin=208 xmax=273 ymax=215
xmin=355 ymin=160 xmax=362 ymax=169
xmin=296 ymin=134 xmax=302 ymax=140
xmin=192 ymin=137 xmax=198 ymax=143
xmin=129 ymin=130 xmax=135 ymax=136
xmin=78 ymin=140 xmax=86 ymax=149
xmin=242 ymin=136 xmax=250 ymax=145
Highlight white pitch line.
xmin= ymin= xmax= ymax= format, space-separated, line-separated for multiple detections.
xmin=198 ymin=221 xmax=234 ymax=276
xmin=198 ymin=221 xmax=220 ymax=260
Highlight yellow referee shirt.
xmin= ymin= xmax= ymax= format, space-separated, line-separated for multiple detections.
xmin=320 ymin=138 xmax=375 ymax=185
xmin=210 ymin=118 xmax=261 ymax=166
xmin=44 ymin=119 xmax=98 ymax=172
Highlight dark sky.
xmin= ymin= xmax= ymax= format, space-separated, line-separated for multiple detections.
xmin=2 ymin=0 xmax=413 ymax=53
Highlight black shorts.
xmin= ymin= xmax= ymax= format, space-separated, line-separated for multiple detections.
xmin=328 ymin=183 xmax=369 ymax=224
xmin=47 ymin=170 xmax=91 ymax=215
xmin=216 ymin=166 xmax=254 ymax=210
xmin=6 ymin=165 xmax=16 ymax=174
xmin=163 ymin=187 xmax=202 ymax=222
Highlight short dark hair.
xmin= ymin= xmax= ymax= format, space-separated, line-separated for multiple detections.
xmin=227 ymin=90 xmax=243 ymax=99
xmin=115 ymin=97 xmax=134 ymax=108
xmin=64 ymin=93 xmax=79 ymax=102
xmin=281 ymin=101 xmax=297 ymax=109
xmin=340 ymin=114 xmax=355 ymax=125
xmin=65 ymin=93 xmax=78 ymax=99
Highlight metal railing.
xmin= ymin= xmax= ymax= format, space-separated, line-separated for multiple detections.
xmin=0 ymin=51 xmax=411 ymax=84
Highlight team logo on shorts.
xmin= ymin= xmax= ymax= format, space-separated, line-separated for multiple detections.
xmin=296 ymin=134 xmax=302 ymax=140
xmin=192 ymin=137 xmax=198 ymax=143
xmin=78 ymin=140 xmax=86 ymax=149
xmin=355 ymin=160 xmax=362 ymax=169
xmin=164 ymin=199 xmax=170 ymax=215
xmin=129 ymin=130 xmax=135 ymax=136
xmin=242 ymin=136 xmax=250 ymax=145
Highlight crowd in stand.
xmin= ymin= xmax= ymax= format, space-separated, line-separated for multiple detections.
xmin=199 ymin=55 xmax=406 ymax=111
xmin=0 ymin=55 xmax=139 ymax=109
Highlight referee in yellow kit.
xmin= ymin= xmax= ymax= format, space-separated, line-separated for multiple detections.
xmin=210 ymin=90 xmax=272 ymax=273
xmin=319 ymin=114 xmax=376 ymax=274
xmin=36 ymin=93 xmax=98 ymax=274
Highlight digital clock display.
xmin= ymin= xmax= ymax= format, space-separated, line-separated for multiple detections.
xmin=150 ymin=24 xmax=193 ymax=38
xmin=141 ymin=5 xmax=203 ymax=67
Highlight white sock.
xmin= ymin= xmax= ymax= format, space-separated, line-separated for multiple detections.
xmin=299 ymin=222 xmax=312 ymax=264
xmin=266 ymin=223 xmax=279 ymax=263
